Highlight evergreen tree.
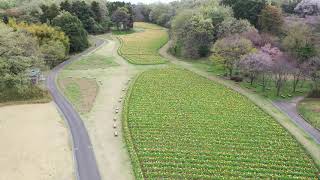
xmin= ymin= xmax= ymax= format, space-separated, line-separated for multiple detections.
xmin=60 ymin=0 xmax=72 ymax=12
xmin=53 ymin=12 xmax=89 ymax=53
xmin=91 ymin=1 xmax=103 ymax=23
xmin=40 ymin=4 xmax=59 ymax=24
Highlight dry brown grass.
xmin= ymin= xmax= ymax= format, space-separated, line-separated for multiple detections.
xmin=59 ymin=77 xmax=98 ymax=114
xmin=0 ymin=102 xmax=74 ymax=180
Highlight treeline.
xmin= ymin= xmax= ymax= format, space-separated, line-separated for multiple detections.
xmin=0 ymin=0 xmax=135 ymax=102
xmin=134 ymin=0 xmax=319 ymax=97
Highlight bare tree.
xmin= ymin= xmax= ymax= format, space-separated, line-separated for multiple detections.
xmin=238 ymin=52 xmax=273 ymax=89
xmin=272 ymin=55 xmax=294 ymax=96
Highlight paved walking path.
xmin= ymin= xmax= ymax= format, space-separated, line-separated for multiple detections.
xmin=273 ymin=97 xmax=320 ymax=144
xmin=83 ymin=35 xmax=136 ymax=180
xmin=47 ymin=39 xmax=104 ymax=180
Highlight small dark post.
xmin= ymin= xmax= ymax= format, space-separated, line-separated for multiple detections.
xmin=3 ymin=15 xmax=9 ymax=24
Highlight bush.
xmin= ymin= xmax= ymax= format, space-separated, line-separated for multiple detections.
xmin=230 ymin=76 xmax=243 ymax=82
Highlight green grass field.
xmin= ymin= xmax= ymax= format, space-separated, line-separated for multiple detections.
xmin=117 ymin=22 xmax=169 ymax=65
xmin=65 ymin=54 xmax=118 ymax=70
xmin=123 ymin=67 xmax=319 ymax=179
xmin=299 ymin=99 xmax=320 ymax=130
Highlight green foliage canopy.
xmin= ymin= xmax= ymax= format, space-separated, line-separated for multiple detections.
xmin=53 ymin=11 xmax=89 ymax=53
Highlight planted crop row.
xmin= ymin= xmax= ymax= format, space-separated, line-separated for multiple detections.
xmin=117 ymin=22 xmax=169 ymax=65
xmin=123 ymin=67 xmax=319 ymax=179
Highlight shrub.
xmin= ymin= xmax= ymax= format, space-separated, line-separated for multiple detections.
xmin=230 ymin=76 xmax=243 ymax=82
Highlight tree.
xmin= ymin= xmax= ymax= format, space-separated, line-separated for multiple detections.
xmin=39 ymin=4 xmax=59 ymax=24
xmin=0 ymin=23 xmax=43 ymax=89
xmin=260 ymin=43 xmax=283 ymax=60
xmin=133 ymin=3 xmax=151 ymax=22
xmin=240 ymin=29 xmax=263 ymax=47
xmin=226 ymin=0 xmax=267 ymax=27
xmin=281 ymin=0 xmax=301 ymax=14
xmin=91 ymin=1 xmax=103 ymax=23
xmin=272 ymin=55 xmax=293 ymax=96
xmin=107 ymin=1 xmax=134 ymax=28
xmin=305 ymin=57 xmax=320 ymax=92
xmin=294 ymin=0 xmax=320 ymax=17
xmin=60 ymin=0 xmax=72 ymax=12
xmin=217 ymin=17 xmax=255 ymax=38
xmin=171 ymin=12 xmax=214 ymax=58
xmin=149 ymin=3 xmax=175 ymax=27
xmin=238 ymin=52 xmax=273 ymax=88
xmin=8 ymin=19 xmax=70 ymax=67
xmin=40 ymin=40 xmax=66 ymax=68
xmin=111 ymin=7 xmax=130 ymax=31
xmin=8 ymin=20 xmax=69 ymax=51
xmin=201 ymin=1 xmax=233 ymax=28
xmin=0 ymin=23 xmax=41 ymax=61
xmin=212 ymin=35 xmax=254 ymax=76
xmin=107 ymin=1 xmax=127 ymax=15
xmin=53 ymin=12 xmax=89 ymax=53
xmin=282 ymin=23 xmax=316 ymax=92
xmin=259 ymin=5 xmax=283 ymax=35
xmin=71 ymin=1 xmax=96 ymax=33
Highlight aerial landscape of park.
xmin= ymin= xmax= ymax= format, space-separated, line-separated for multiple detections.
xmin=0 ymin=0 xmax=320 ymax=179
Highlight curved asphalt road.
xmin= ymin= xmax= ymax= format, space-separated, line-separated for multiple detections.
xmin=273 ymin=97 xmax=320 ymax=144
xmin=47 ymin=38 xmax=105 ymax=180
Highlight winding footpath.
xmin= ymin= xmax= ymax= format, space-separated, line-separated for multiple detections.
xmin=47 ymin=39 xmax=104 ymax=180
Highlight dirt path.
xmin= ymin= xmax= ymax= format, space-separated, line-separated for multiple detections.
xmin=0 ymin=103 xmax=73 ymax=180
xmin=273 ymin=97 xmax=320 ymax=144
xmin=78 ymin=36 xmax=138 ymax=180
xmin=159 ymin=40 xmax=320 ymax=167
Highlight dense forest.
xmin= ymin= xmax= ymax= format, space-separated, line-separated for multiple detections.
xmin=0 ymin=0 xmax=320 ymax=101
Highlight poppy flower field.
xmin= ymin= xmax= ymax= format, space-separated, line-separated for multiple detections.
xmin=117 ymin=22 xmax=169 ymax=65
xmin=123 ymin=67 xmax=319 ymax=179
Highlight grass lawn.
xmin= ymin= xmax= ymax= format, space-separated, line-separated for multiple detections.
xmin=65 ymin=54 xmax=118 ymax=70
xmin=185 ymin=59 xmax=311 ymax=100
xmin=123 ymin=67 xmax=319 ymax=179
xmin=299 ymin=98 xmax=320 ymax=130
xmin=59 ymin=77 xmax=98 ymax=114
xmin=58 ymin=40 xmax=119 ymax=114
xmin=117 ymin=22 xmax=169 ymax=65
